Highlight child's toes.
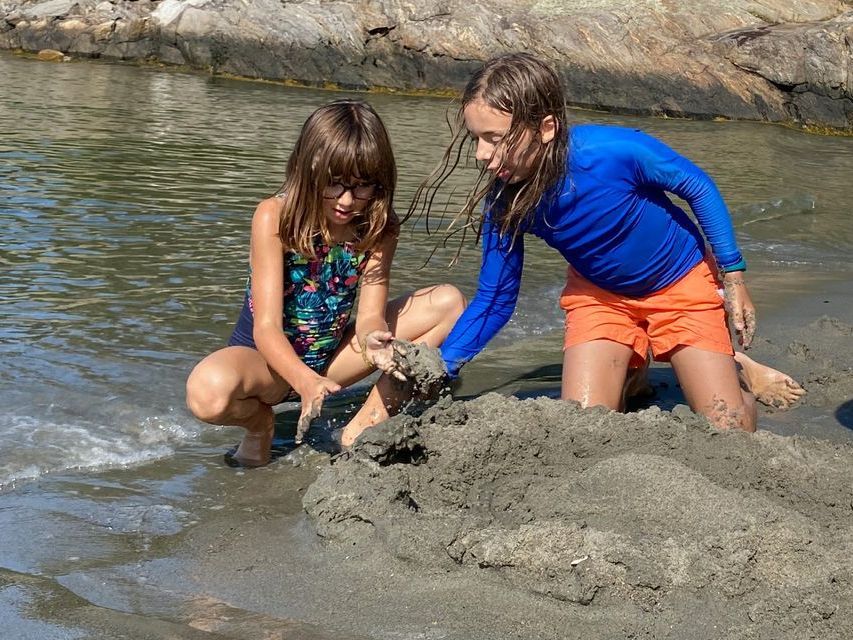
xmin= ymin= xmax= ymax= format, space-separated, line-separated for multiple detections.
xmin=786 ymin=379 xmax=806 ymax=393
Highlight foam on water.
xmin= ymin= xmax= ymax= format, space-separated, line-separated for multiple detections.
xmin=735 ymin=195 xmax=852 ymax=267
xmin=0 ymin=407 xmax=204 ymax=490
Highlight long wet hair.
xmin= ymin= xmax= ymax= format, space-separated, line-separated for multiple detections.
xmin=276 ymin=99 xmax=397 ymax=256
xmin=408 ymin=53 xmax=567 ymax=259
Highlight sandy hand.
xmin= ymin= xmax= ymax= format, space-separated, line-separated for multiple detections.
xmin=389 ymin=340 xmax=416 ymax=379
xmin=388 ymin=339 xmax=448 ymax=396
xmin=723 ymin=273 xmax=756 ymax=349
xmin=295 ymin=399 xmax=321 ymax=444
xmin=294 ymin=375 xmax=341 ymax=444
xmin=365 ymin=330 xmax=412 ymax=381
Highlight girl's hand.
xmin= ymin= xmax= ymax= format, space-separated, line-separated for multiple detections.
xmin=294 ymin=374 xmax=341 ymax=444
xmin=723 ymin=272 xmax=756 ymax=349
xmin=362 ymin=330 xmax=410 ymax=381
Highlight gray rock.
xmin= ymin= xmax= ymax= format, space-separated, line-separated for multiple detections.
xmin=1 ymin=0 xmax=851 ymax=131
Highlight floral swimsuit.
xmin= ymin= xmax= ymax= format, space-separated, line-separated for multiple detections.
xmin=228 ymin=241 xmax=370 ymax=373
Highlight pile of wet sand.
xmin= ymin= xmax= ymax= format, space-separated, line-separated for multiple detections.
xmin=304 ymin=318 xmax=853 ymax=638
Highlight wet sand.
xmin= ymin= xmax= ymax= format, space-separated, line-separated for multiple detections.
xmin=305 ymin=394 xmax=853 ymax=638
xmin=150 ymin=323 xmax=852 ymax=636
xmin=5 ymin=310 xmax=852 ymax=639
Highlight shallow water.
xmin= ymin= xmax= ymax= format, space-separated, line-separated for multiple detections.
xmin=1 ymin=50 xmax=853 ymax=637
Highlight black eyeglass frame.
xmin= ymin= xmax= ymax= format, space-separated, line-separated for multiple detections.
xmin=322 ymin=181 xmax=380 ymax=200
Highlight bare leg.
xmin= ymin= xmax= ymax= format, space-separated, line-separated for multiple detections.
xmin=325 ymin=284 xmax=466 ymax=447
xmin=734 ymin=352 xmax=806 ymax=409
xmin=670 ymin=346 xmax=756 ymax=432
xmin=186 ymin=346 xmax=290 ymax=466
xmin=561 ymin=339 xmax=635 ymax=410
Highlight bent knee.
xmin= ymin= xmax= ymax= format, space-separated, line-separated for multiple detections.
xmin=185 ymin=363 xmax=240 ymax=424
xmin=431 ymin=284 xmax=467 ymax=320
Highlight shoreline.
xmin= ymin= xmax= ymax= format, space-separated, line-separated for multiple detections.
xmin=2 ymin=0 xmax=852 ymax=133
xmin=7 ymin=48 xmax=852 ymax=138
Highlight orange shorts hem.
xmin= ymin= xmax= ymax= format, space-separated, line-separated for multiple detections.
xmin=563 ymin=322 xmax=650 ymax=368
xmin=560 ymin=259 xmax=734 ymax=367
xmin=650 ymin=328 xmax=736 ymax=363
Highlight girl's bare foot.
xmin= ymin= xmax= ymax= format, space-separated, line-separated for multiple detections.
xmin=228 ymin=409 xmax=274 ymax=467
xmin=734 ymin=352 xmax=806 ymax=409
xmin=339 ymin=419 xmax=371 ymax=449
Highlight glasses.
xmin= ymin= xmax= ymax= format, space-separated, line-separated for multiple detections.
xmin=323 ymin=181 xmax=378 ymax=200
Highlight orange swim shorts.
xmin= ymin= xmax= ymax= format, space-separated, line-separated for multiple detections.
xmin=559 ymin=259 xmax=734 ymax=369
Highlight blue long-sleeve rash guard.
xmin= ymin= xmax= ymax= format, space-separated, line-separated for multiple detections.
xmin=440 ymin=124 xmax=744 ymax=376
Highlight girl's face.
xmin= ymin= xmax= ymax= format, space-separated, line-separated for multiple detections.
xmin=321 ymin=176 xmax=377 ymax=230
xmin=463 ymin=99 xmax=554 ymax=184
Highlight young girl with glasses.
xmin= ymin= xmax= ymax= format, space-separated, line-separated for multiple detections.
xmin=186 ymin=100 xmax=465 ymax=466
xmin=412 ymin=53 xmax=804 ymax=432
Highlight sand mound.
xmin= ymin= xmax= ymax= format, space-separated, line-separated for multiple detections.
xmin=304 ymin=394 xmax=853 ymax=637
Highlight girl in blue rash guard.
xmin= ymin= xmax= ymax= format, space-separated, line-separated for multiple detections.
xmin=411 ymin=53 xmax=804 ymax=432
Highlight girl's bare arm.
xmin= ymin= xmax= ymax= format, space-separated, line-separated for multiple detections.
xmin=353 ymin=226 xmax=413 ymax=378
xmin=249 ymin=198 xmax=332 ymax=390
xmin=354 ymin=227 xmax=398 ymax=345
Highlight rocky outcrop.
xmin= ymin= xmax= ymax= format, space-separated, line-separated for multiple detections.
xmin=1 ymin=0 xmax=851 ymax=131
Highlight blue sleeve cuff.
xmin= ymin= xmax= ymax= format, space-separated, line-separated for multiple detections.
xmin=720 ymin=258 xmax=747 ymax=273
xmin=442 ymin=355 xmax=467 ymax=379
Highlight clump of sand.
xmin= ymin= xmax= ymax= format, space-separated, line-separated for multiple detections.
xmin=391 ymin=339 xmax=448 ymax=389
xmin=304 ymin=392 xmax=853 ymax=637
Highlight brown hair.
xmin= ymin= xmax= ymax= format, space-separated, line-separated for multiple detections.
xmin=408 ymin=53 xmax=567 ymax=258
xmin=276 ymin=99 xmax=397 ymax=256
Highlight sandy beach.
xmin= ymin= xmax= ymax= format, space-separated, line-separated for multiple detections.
xmin=43 ymin=308 xmax=847 ymax=640
xmin=5 ymin=259 xmax=852 ymax=640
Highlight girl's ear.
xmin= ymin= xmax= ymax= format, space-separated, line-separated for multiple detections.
xmin=539 ymin=115 xmax=558 ymax=143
